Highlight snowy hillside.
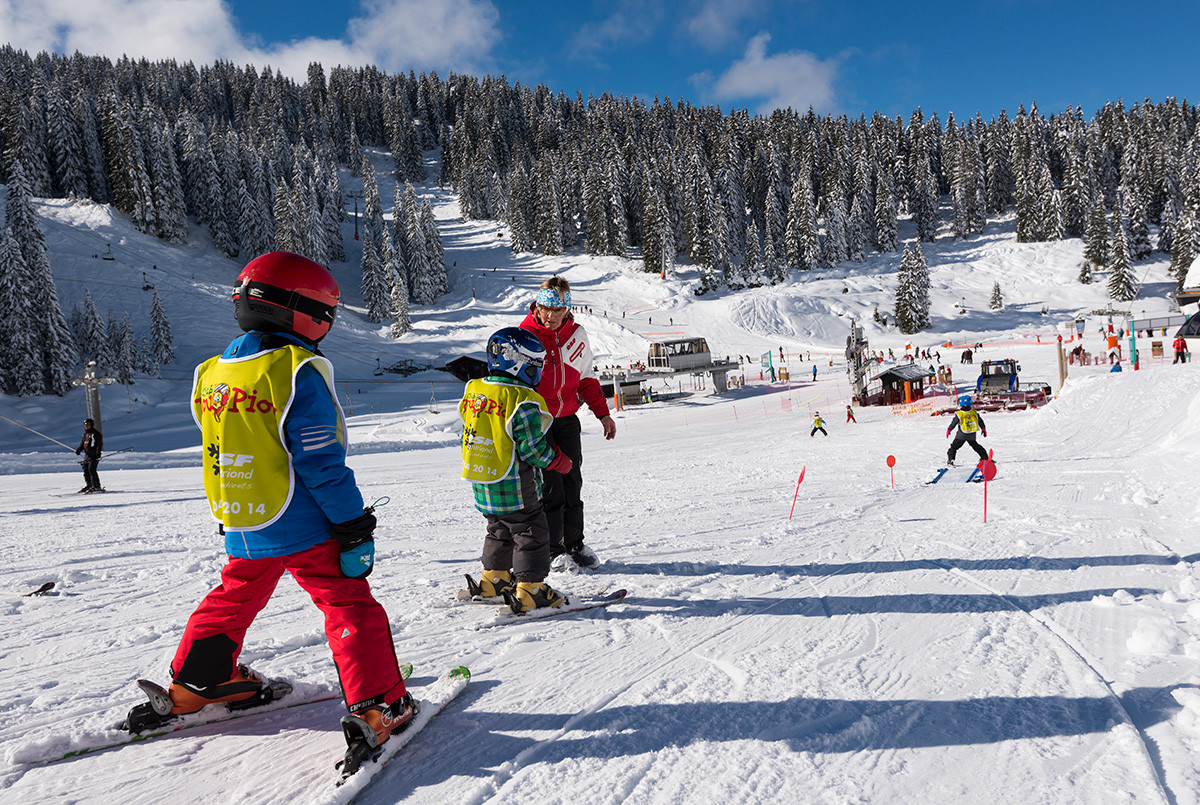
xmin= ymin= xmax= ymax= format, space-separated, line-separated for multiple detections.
xmin=3 ymin=158 xmax=1200 ymax=803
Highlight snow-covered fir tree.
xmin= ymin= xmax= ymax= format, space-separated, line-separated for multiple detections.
xmin=894 ymin=241 xmax=932 ymax=334
xmin=149 ymin=291 xmax=174 ymax=367
xmin=360 ymin=236 xmax=390 ymax=323
xmin=1107 ymin=211 xmax=1138 ymax=302
xmin=0 ymin=230 xmax=43 ymax=395
xmin=1082 ymin=194 xmax=1109 ymax=274
xmin=114 ymin=312 xmax=136 ymax=385
xmin=5 ymin=160 xmax=76 ymax=393
xmin=1170 ymin=212 xmax=1195 ymax=294
xmin=990 ymin=281 xmax=1003 ymax=310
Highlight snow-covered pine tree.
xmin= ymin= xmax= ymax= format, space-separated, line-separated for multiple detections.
xmin=893 ymin=243 xmax=915 ymax=334
xmin=640 ymin=177 xmax=673 ymax=276
xmin=135 ymin=332 xmax=156 ymax=377
xmin=507 ymin=161 xmax=535 ymax=254
xmin=784 ymin=175 xmax=819 ymax=272
xmin=822 ymin=193 xmax=850 ymax=268
xmin=874 ymin=171 xmax=899 ymax=252
xmin=45 ymin=75 xmax=88 ymax=198
xmin=1082 ymin=194 xmax=1109 ymax=270
xmin=406 ymin=199 xmax=436 ymax=304
xmin=1123 ymin=186 xmax=1153 ymax=260
xmin=420 ymin=198 xmax=447 ymax=296
xmin=149 ymin=290 xmax=174 ymax=367
xmin=6 ymin=160 xmax=75 ymax=393
xmin=990 ymin=281 xmax=1003 ymax=310
xmin=81 ymin=290 xmax=110 ymax=370
xmin=114 ymin=312 xmax=136 ymax=386
xmin=535 ymin=155 xmax=564 ymax=256
xmin=74 ymin=88 xmax=110 ymax=203
xmin=984 ymin=111 xmax=1017 ymax=213
xmin=742 ymin=216 xmax=763 ymax=286
xmin=842 ymin=194 xmax=863 ymax=262
xmin=763 ymin=207 xmax=785 ymax=284
xmin=360 ymin=236 xmax=390 ymax=323
xmin=1170 ymin=212 xmax=1195 ymax=294
xmin=1058 ymin=132 xmax=1089 ymax=238
xmin=387 ymin=253 xmax=411 ymax=338
xmin=1078 ymin=260 xmax=1093 ymax=284
xmin=910 ymin=152 xmax=940 ymax=242
xmin=236 ymin=179 xmax=268 ymax=259
xmin=147 ymin=115 xmax=188 ymax=242
xmin=583 ymin=161 xmax=610 ymax=255
xmin=894 ymin=241 xmax=931 ymax=334
xmin=1107 ymin=210 xmax=1137 ymax=302
xmin=0 ymin=230 xmax=43 ymax=395
xmin=273 ymin=179 xmax=299 ymax=253
xmin=909 ymin=240 xmax=932 ymax=330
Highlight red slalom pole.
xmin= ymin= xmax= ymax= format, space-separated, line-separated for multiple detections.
xmin=978 ymin=449 xmax=997 ymax=524
xmin=886 ymin=455 xmax=896 ymax=489
xmin=788 ymin=466 xmax=807 ymax=520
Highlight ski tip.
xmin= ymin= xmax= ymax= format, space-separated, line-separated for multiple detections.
xmin=448 ymin=666 xmax=471 ymax=680
xmin=399 ymin=663 xmax=414 ymax=680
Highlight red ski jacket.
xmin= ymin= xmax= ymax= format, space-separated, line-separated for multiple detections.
xmin=520 ymin=304 xmax=611 ymax=421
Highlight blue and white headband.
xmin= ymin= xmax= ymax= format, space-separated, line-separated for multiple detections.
xmin=536 ymin=287 xmax=571 ymax=309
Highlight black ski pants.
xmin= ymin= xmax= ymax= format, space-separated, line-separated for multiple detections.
xmin=543 ymin=414 xmax=585 ymax=555
xmin=81 ymin=458 xmax=101 ymax=489
xmin=948 ymin=432 xmax=988 ymax=462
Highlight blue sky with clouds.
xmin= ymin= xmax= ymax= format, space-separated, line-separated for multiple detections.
xmin=3 ymin=0 xmax=1198 ymax=119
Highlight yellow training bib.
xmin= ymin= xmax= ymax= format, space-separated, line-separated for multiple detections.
xmin=460 ymin=378 xmax=551 ymax=482
xmin=192 ymin=344 xmax=344 ymax=529
xmin=955 ymin=409 xmax=981 ymax=433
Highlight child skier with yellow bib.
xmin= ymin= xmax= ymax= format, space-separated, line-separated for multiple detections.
xmin=946 ymin=395 xmax=989 ymax=466
xmin=459 ymin=328 xmax=573 ymax=613
xmin=123 ymin=252 xmax=413 ymax=779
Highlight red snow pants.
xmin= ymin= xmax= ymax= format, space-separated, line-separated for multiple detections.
xmin=171 ymin=539 xmax=406 ymax=712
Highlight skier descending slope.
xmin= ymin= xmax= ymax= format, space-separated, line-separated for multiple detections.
xmin=125 ymin=252 xmax=414 ymax=770
xmin=945 ymin=394 xmax=990 ymax=466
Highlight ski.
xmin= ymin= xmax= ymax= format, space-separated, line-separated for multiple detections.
xmin=321 ymin=666 xmax=471 ymax=803
xmin=474 ymin=589 xmax=628 ymax=630
xmin=26 ymin=664 xmax=413 ymax=765
xmin=454 ymin=577 xmax=612 ymax=605
xmin=0 ymin=581 xmax=56 ymax=598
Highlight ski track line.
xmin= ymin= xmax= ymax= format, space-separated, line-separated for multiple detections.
xmin=928 ymin=556 xmax=1174 ymax=805
xmin=459 ymin=586 xmax=815 ymax=805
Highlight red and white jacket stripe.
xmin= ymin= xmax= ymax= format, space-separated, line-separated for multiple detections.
xmin=520 ymin=304 xmax=611 ymax=421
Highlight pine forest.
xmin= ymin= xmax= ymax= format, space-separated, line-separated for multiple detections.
xmin=1 ymin=45 xmax=1198 ymax=393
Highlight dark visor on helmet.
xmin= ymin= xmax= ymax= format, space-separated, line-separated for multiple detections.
xmin=236 ymin=279 xmax=335 ymax=324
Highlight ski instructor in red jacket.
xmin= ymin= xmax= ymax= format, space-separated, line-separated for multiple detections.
xmin=520 ymin=276 xmax=616 ymax=569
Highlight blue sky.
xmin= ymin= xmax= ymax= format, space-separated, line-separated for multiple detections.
xmin=3 ymin=0 xmax=1199 ymax=118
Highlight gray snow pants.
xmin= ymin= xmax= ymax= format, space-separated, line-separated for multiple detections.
xmin=482 ymin=503 xmax=551 ymax=583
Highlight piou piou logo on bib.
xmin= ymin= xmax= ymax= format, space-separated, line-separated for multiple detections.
xmin=196 ymin=383 xmax=279 ymax=418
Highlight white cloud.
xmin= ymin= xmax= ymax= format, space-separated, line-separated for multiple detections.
xmin=0 ymin=0 xmax=502 ymax=79
xmin=684 ymin=0 xmax=767 ymax=50
xmin=568 ymin=0 xmax=666 ymax=65
xmin=702 ymin=31 xmax=840 ymax=115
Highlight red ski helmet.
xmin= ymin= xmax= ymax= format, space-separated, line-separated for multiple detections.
xmin=232 ymin=251 xmax=339 ymax=344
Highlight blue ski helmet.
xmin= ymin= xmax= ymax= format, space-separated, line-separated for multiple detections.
xmin=958 ymin=394 xmax=973 ymax=409
xmin=487 ymin=327 xmax=546 ymax=387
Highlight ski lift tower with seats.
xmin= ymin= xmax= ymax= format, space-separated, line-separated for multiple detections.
xmin=846 ymin=321 xmax=870 ymax=404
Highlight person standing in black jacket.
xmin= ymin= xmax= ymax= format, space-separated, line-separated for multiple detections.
xmin=75 ymin=418 xmax=103 ymax=493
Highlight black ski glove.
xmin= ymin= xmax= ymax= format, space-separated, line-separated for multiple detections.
xmin=331 ymin=509 xmax=376 ymax=579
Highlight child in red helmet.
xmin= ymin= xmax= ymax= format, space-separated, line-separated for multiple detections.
xmin=125 ymin=252 xmax=413 ymax=773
